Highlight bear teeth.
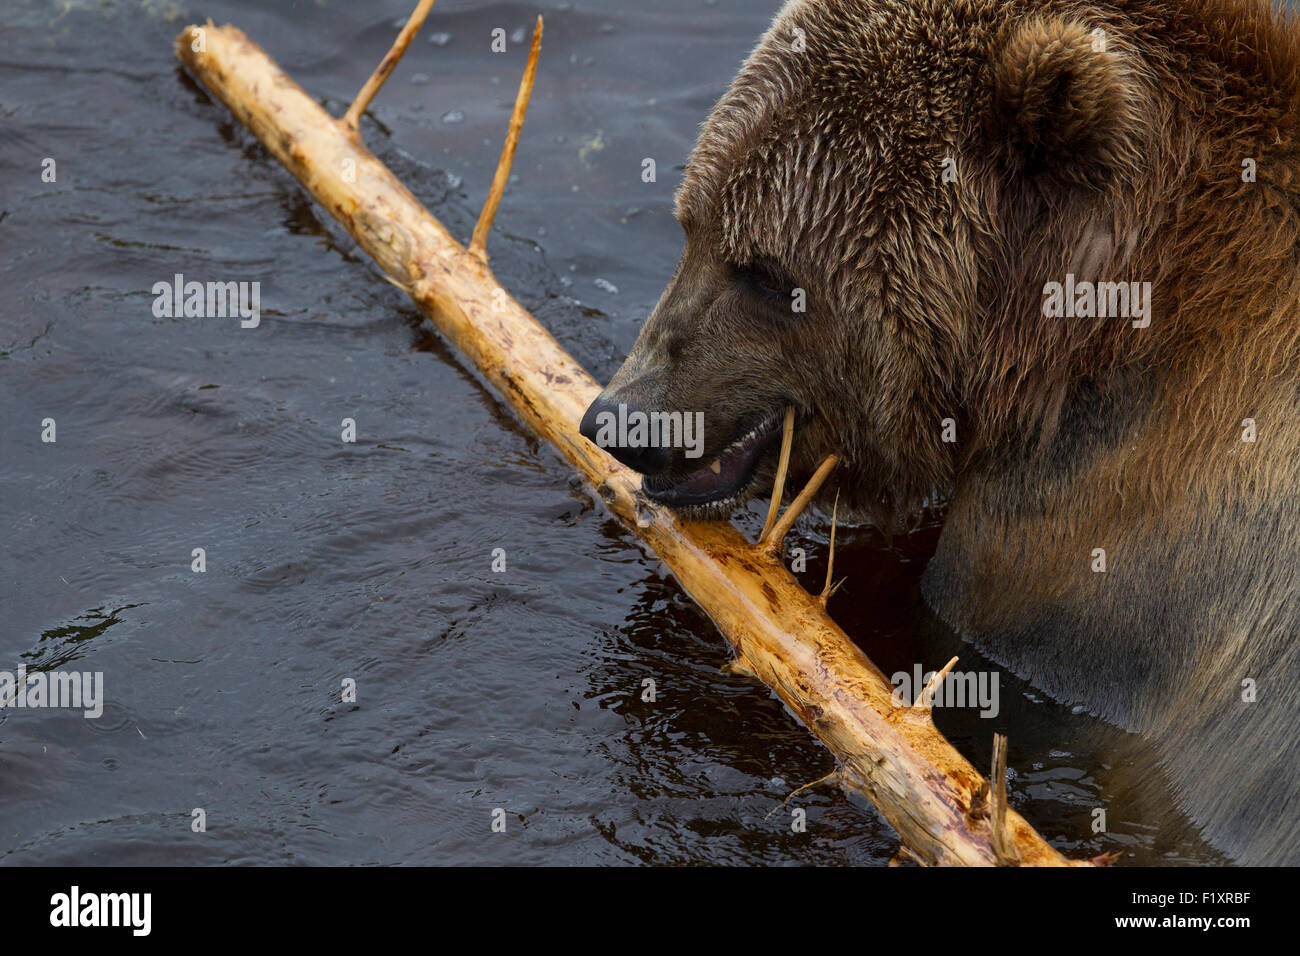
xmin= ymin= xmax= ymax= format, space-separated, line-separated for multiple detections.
xmin=641 ymin=409 xmax=785 ymax=509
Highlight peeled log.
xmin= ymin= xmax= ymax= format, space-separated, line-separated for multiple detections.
xmin=174 ymin=20 xmax=1088 ymax=867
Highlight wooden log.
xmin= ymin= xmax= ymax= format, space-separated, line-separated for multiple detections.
xmin=174 ymin=16 xmax=1091 ymax=867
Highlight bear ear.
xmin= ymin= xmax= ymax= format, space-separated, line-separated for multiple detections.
xmin=986 ymin=18 xmax=1144 ymax=193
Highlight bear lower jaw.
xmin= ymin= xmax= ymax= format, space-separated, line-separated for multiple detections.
xmin=641 ymin=410 xmax=785 ymax=510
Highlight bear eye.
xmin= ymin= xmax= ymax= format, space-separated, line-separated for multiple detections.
xmin=735 ymin=262 xmax=793 ymax=302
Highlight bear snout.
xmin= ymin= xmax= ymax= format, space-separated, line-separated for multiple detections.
xmin=579 ymin=391 xmax=672 ymax=475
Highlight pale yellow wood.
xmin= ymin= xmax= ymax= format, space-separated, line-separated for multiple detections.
xmin=343 ymin=0 xmax=438 ymax=136
xmin=759 ymin=408 xmax=795 ymax=543
xmin=175 ymin=21 xmax=1091 ymax=867
xmin=470 ymin=15 xmax=543 ymax=261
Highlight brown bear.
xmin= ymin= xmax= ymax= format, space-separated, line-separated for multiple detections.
xmin=579 ymin=0 xmax=1300 ymax=864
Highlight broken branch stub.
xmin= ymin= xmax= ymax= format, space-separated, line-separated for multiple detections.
xmin=343 ymin=0 xmax=438 ymax=138
xmin=173 ymin=17 xmax=1089 ymax=867
xmin=470 ymin=15 xmax=543 ymax=262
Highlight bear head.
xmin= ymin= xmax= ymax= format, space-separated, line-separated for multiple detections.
xmin=580 ymin=0 xmax=1153 ymax=527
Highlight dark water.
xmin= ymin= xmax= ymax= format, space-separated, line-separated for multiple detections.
xmin=0 ymin=0 xmax=1222 ymax=865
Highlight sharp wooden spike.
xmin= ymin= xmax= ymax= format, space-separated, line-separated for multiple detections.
xmin=913 ymin=655 xmax=959 ymax=710
xmin=763 ymin=453 xmax=839 ymax=554
xmin=469 ymin=15 xmax=543 ymax=261
xmin=819 ymin=488 xmax=841 ymax=605
xmin=759 ymin=408 xmax=796 ymax=543
xmin=763 ymin=770 xmax=841 ymax=820
xmin=989 ymin=733 xmax=1023 ymax=866
xmin=342 ymin=0 xmax=438 ymax=139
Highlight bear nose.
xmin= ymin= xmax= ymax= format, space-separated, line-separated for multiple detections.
xmin=580 ymin=392 xmax=670 ymax=475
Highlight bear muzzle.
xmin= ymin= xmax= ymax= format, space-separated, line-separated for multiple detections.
xmin=580 ymin=392 xmax=785 ymax=509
